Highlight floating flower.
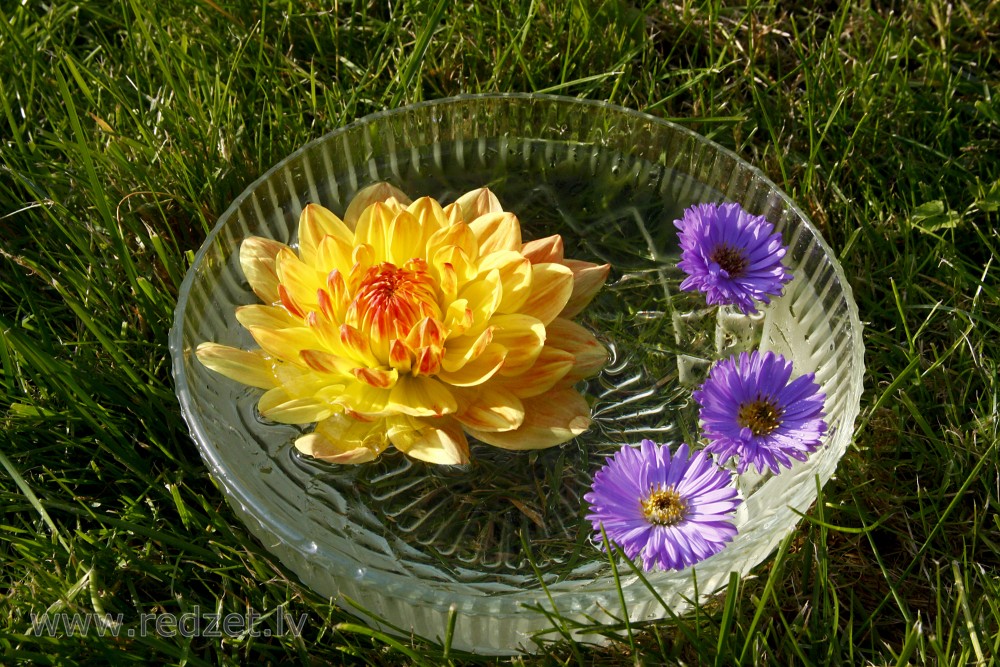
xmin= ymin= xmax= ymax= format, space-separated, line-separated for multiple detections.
xmin=675 ymin=202 xmax=792 ymax=314
xmin=196 ymin=183 xmax=610 ymax=465
xmin=584 ymin=440 xmax=740 ymax=572
xmin=694 ymin=350 xmax=827 ymax=475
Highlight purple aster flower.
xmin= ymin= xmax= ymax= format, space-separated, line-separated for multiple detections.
xmin=675 ymin=202 xmax=793 ymax=314
xmin=584 ymin=440 xmax=740 ymax=572
xmin=694 ymin=350 xmax=827 ymax=475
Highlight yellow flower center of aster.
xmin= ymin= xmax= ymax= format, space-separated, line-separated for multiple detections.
xmin=737 ymin=397 xmax=783 ymax=436
xmin=642 ymin=485 xmax=688 ymax=526
xmin=346 ymin=259 xmax=442 ymax=362
xmin=709 ymin=244 xmax=748 ymax=277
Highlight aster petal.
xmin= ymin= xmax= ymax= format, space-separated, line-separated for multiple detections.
xmin=294 ymin=413 xmax=388 ymax=464
xmin=195 ymin=343 xmax=277 ymax=389
xmin=239 ymin=236 xmax=288 ymax=304
xmin=519 ymin=262 xmax=574 ymax=325
xmin=466 ymin=388 xmax=590 ymax=450
xmin=454 ymin=386 xmax=525 ymax=432
xmin=469 ymin=212 xmax=521 ymax=255
xmin=559 ymin=260 xmax=611 ymax=319
xmin=343 ymin=182 xmax=411 ymax=229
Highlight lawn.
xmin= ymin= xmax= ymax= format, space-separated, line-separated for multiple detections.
xmin=1 ymin=0 xmax=998 ymax=664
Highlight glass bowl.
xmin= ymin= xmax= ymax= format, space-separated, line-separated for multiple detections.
xmin=170 ymin=94 xmax=864 ymax=655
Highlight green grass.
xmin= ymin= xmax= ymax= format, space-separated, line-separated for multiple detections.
xmin=1 ymin=0 xmax=998 ymax=664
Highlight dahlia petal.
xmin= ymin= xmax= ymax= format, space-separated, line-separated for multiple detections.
xmin=235 ymin=304 xmax=300 ymax=330
xmin=335 ymin=382 xmax=392 ymax=416
xmin=388 ymin=416 xmax=470 ymax=465
xmin=404 ymin=316 xmax=448 ymax=351
xmin=454 ymin=187 xmax=503 ymax=221
xmin=300 ymin=349 xmax=355 ymax=376
xmin=247 ymin=326 xmax=315 ymax=363
xmin=195 ymin=343 xmax=277 ymax=389
xmin=298 ymin=203 xmax=353 ymax=265
xmin=466 ymin=388 xmax=590 ymax=450
xmin=441 ymin=326 xmax=495 ymax=373
xmin=353 ymin=366 xmax=398 ymax=389
xmin=520 ymin=234 xmax=564 ymax=264
xmin=489 ymin=313 xmax=546 ymax=376
xmin=455 ymin=386 xmax=525 ymax=432
xmin=388 ymin=339 xmax=412 ymax=373
xmin=343 ymin=182 xmax=411 ymax=229
xmin=440 ymin=202 xmax=464 ymax=226
xmin=496 ymin=346 xmax=574 ymax=398
xmin=295 ymin=435 xmax=377 ymax=465
xmin=239 ymin=236 xmax=288 ymax=304
xmin=353 ymin=201 xmax=395 ymax=262
xmin=405 ymin=196 xmax=448 ymax=237
xmin=469 ymin=212 xmax=521 ymax=255
xmin=443 ymin=299 xmax=474 ymax=338
xmin=477 ymin=250 xmax=532 ymax=313
xmin=559 ymin=260 xmax=611 ymax=319
xmin=519 ymin=262 xmax=574 ymax=325
xmin=339 ymin=324 xmax=374 ymax=364
xmin=456 ymin=268 xmax=502 ymax=328
xmin=315 ymin=234 xmax=354 ymax=278
xmin=412 ymin=345 xmax=443 ymax=377
xmin=426 ymin=222 xmax=478 ymax=264
xmin=258 ymin=387 xmax=333 ymax=423
xmin=275 ymin=248 xmax=323 ymax=313
xmin=387 ymin=209 xmax=427 ymax=266
xmin=436 ymin=342 xmax=507 ymax=386
xmin=433 ymin=245 xmax=477 ymax=293
xmin=387 ymin=376 xmax=457 ymax=417
xmin=544 ymin=317 xmax=609 ymax=383
xmin=294 ymin=412 xmax=388 ymax=464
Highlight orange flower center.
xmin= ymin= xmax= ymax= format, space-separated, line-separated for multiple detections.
xmin=737 ymin=397 xmax=783 ymax=436
xmin=642 ymin=485 xmax=688 ymax=526
xmin=347 ymin=260 xmax=442 ymax=350
xmin=709 ymin=244 xmax=749 ymax=277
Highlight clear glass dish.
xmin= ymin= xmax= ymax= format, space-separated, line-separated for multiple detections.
xmin=169 ymin=94 xmax=864 ymax=655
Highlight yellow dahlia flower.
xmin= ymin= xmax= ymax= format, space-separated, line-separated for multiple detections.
xmin=196 ymin=183 xmax=610 ymax=465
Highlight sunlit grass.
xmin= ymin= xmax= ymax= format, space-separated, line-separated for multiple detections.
xmin=1 ymin=0 xmax=998 ymax=664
